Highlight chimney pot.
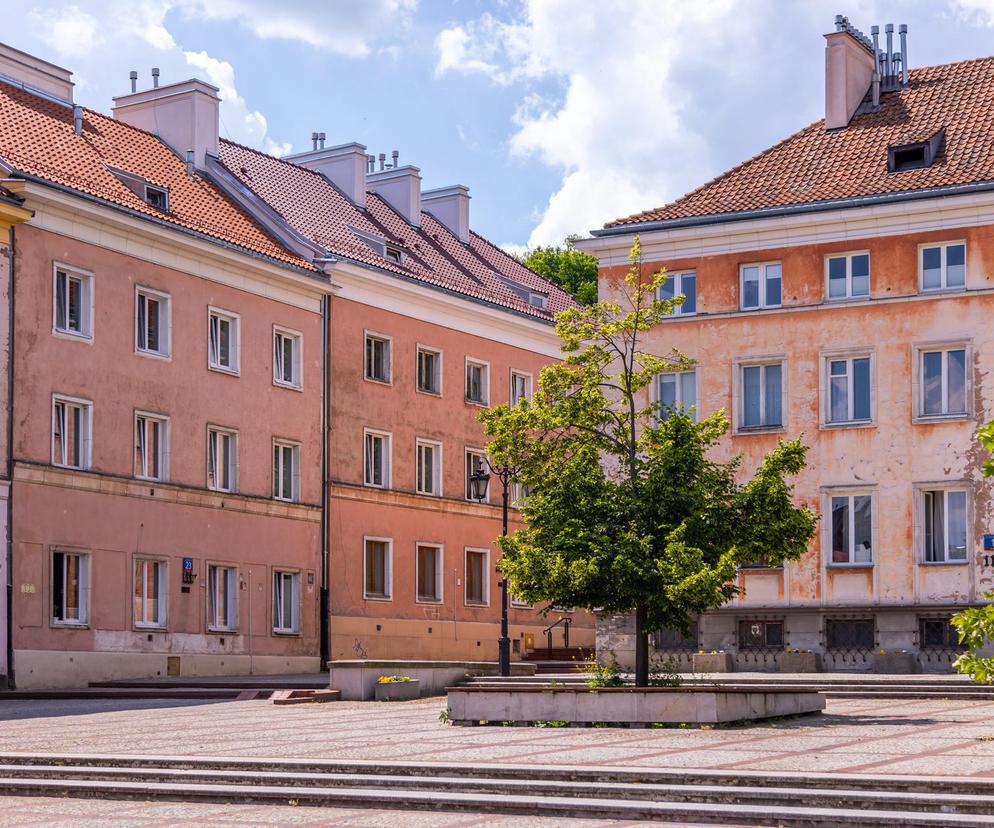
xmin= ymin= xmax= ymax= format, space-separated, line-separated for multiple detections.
xmin=129 ymin=70 xmax=137 ymax=93
xmin=151 ymin=67 xmax=160 ymax=88
xmin=378 ymin=153 xmax=386 ymax=171
xmin=186 ymin=149 xmax=194 ymax=176
xmin=72 ymin=104 xmax=83 ymax=136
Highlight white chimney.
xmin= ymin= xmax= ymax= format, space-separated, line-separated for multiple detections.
xmin=286 ymin=142 xmax=368 ymax=208
xmin=0 ymin=42 xmax=73 ymax=103
xmin=824 ymin=17 xmax=875 ymax=130
xmin=368 ymin=165 xmax=422 ymax=227
xmin=112 ymin=79 xmax=220 ymax=170
xmin=422 ymin=185 xmax=470 ymax=243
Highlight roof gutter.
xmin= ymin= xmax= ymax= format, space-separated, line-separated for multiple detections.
xmin=591 ymin=180 xmax=994 ymax=237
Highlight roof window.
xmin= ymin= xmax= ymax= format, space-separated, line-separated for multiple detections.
xmin=143 ymin=185 xmax=168 ymax=210
xmin=384 ymin=243 xmax=403 ymax=264
xmin=888 ymin=128 xmax=944 ymax=173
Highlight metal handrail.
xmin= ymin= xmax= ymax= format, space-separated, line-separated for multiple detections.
xmin=542 ymin=616 xmax=571 ymax=655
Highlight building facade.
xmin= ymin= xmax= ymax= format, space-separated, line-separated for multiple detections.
xmin=583 ymin=19 xmax=994 ymax=672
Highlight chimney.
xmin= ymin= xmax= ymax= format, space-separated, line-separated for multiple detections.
xmin=824 ymin=15 xmax=875 ymax=129
xmin=0 ymin=43 xmax=73 ymax=103
xmin=112 ymin=78 xmax=220 ymax=170
xmin=368 ymin=164 xmax=422 ymax=227
xmin=422 ymin=185 xmax=470 ymax=243
xmin=285 ymin=141 xmax=369 ymax=208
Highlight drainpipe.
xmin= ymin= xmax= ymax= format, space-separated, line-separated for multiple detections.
xmin=319 ymin=293 xmax=330 ymax=668
xmin=4 ymin=227 xmax=16 ymax=689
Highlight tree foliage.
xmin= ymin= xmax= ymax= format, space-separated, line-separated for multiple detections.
xmin=482 ymin=237 xmax=817 ymax=685
xmin=522 ymin=235 xmax=599 ymax=305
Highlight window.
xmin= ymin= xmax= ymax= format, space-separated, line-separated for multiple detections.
xmin=740 ymin=262 xmax=781 ymax=310
xmin=52 ymin=549 xmax=88 ymax=625
xmin=510 ymin=371 xmax=533 ymax=406
xmin=888 ymin=129 xmax=944 ymax=173
xmin=922 ymin=489 xmax=968 ymax=563
xmin=272 ymin=440 xmax=300 ymax=502
xmin=273 ymin=328 xmax=302 ymax=389
xmin=144 ymin=184 xmax=168 ymax=210
xmin=417 ymin=347 xmax=442 ymax=395
xmin=207 ymin=564 xmax=237 ymax=630
xmin=465 ymin=449 xmax=488 ymax=501
xmin=825 ymin=355 xmax=871 ymax=424
xmin=364 ymin=538 xmax=391 ymax=599
xmin=465 ymin=548 xmax=489 ymax=606
xmin=52 ymin=395 xmax=91 ymax=469
xmin=830 ymin=493 xmax=873 ymax=564
xmin=921 ymin=242 xmax=966 ymax=292
xmin=384 ymin=243 xmax=403 ymax=264
xmin=416 ymin=544 xmax=442 ymax=603
xmin=659 ymin=270 xmax=696 ymax=316
xmin=465 ymin=358 xmax=489 ymax=405
xmin=365 ymin=333 xmax=391 ymax=383
xmin=738 ymin=619 xmax=783 ymax=650
xmin=207 ymin=427 xmax=237 ymax=492
xmin=272 ymin=570 xmax=300 ymax=633
xmin=919 ymin=346 xmax=967 ymax=418
xmin=657 ymin=370 xmax=697 ymax=421
xmin=208 ymin=308 xmax=239 ymax=373
xmin=739 ymin=361 xmax=784 ymax=430
xmin=510 ymin=594 xmax=531 ymax=608
xmin=133 ymin=558 xmax=166 ymax=628
xmin=134 ymin=412 xmax=168 ymax=481
xmin=826 ymin=618 xmax=874 ymax=650
xmin=826 ymin=253 xmax=870 ymax=300
xmin=53 ymin=265 xmax=92 ymax=339
xmin=511 ymin=481 xmax=531 ymax=508
xmin=416 ymin=439 xmax=441 ymax=496
xmin=364 ymin=430 xmax=391 ymax=488
xmin=136 ymin=287 xmax=170 ymax=357
xmin=920 ymin=617 xmax=964 ymax=650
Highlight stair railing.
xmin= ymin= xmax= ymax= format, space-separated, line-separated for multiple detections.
xmin=543 ymin=616 xmax=571 ymax=656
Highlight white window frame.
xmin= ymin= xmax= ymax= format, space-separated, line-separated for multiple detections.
xmin=739 ymin=261 xmax=782 ymax=311
xmin=208 ymin=306 xmax=240 ymax=375
xmin=823 ymin=488 xmax=875 ymax=567
xmin=363 ymin=428 xmax=392 ymax=489
xmin=272 ymin=439 xmax=301 ymax=502
xmin=144 ymin=184 xmax=168 ymax=210
xmin=465 ymin=447 xmax=489 ymax=502
xmin=654 ymin=368 xmax=699 ymax=421
xmin=273 ymin=326 xmax=303 ymax=390
xmin=657 ymin=269 xmax=697 ymax=316
xmin=364 ymin=330 xmax=392 ymax=384
xmin=464 ymin=547 xmax=490 ymax=607
xmin=135 ymin=286 xmax=171 ymax=359
xmin=134 ymin=410 xmax=169 ymax=482
xmin=916 ymin=482 xmax=971 ymax=565
xmin=206 ymin=563 xmax=238 ymax=632
xmin=913 ymin=341 xmax=971 ymax=422
xmin=819 ymin=349 xmax=874 ymax=428
xmin=415 ymin=543 xmax=444 ymax=604
xmin=133 ymin=556 xmax=167 ymax=629
xmin=363 ymin=536 xmax=393 ymax=601
xmin=416 ymin=345 xmax=443 ymax=396
xmin=733 ymin=356 xmax=787 ymax=434
xmin=52 ymin=262 xmax=94 ymax=342
xmin=272 ymin=569 xmax=301 ymax=634
xmin=207 ymin=425 xmax=238 ymax=493
xmin=415 ymin=438 xmax=442 ymax=497
xmin=52 ymin=394 xmax=93 ymax=470
xmin=919 ymin=240 xmax=967 ymax=293
xmin=465 ymin=357 xmax=490 ymax=406
xmin=51 ymin=548 xmax=90 ymax=627
xmin=511 ymin=481 xmax=531 ymax=509
xmin=510 ymin=594 xmax=531 ymax=608
xmin=510 ymin=370 xmax=533 ymax=406
xmin=825 ymin=251 xmax=871 ymax=301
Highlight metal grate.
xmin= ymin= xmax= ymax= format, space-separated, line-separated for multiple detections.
xmin=917 ymin=616 xmax=965 ymax=669
xmin=824 ymin=617 xmax=876 ymax=669
xmin=736 ymin=616 xmax=785 ymax=669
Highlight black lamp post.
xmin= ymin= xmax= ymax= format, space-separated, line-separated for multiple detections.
xmin=470 ymin=460 xmax=516 ymax=678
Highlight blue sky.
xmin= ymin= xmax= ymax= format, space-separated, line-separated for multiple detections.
xmin=6 ymin=1 xmax=994 ymax=251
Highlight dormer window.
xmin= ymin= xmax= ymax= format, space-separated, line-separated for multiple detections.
xmin=888 ymin=129 xmax=944 ymax=173
xmin=384 ymin=244 xmax=403 ymax=264
xmin=527 ymin=291 xmax=548 ymax=309
xmin=144 ymin=185 xmax=168 ymax=210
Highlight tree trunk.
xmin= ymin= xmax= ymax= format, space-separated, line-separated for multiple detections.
xmin=634 ymin=604 xmax=649 ymax=687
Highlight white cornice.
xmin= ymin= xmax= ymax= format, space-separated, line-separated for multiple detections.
xmin=328 ymin=260 xmax=563 ymax=358
xmin=576 ymin=190 xmax=994 ymax=265
xmin=4 ymin=179 xmax=333 ymax=312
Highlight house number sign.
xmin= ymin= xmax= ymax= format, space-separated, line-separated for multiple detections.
xmin=983 ymin=535 xmax=994 ymax=567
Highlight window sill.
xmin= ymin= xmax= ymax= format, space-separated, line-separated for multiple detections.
xmin=364 ymin=376 xmax=392 ymax=387
xmin=740 ymin=566 xmax=784 ymax=572
xmin=53 ymin=462 xmax=89 ymax=472
xmin=135 ymin=474 xmax=168 ymax=484
xmin=821 ymin=419 xmax=875 ymax=431
xmin=913 ymin=413 xmax=971 ymax=425
xmin=209 ymin=364 xmax=240 ymax=377
xmin=53 ymin=328 xmax=93 ymax=344
xmin=363 ymin=482 xmax=388 ymax=491
xmin=826 ymin=295 xmax=870 ymax=304
xmin=919 ymin=560 xmax=969 ymax=567
xmin=416 ymin=388 xmax=442 ymax=398
xmin=136 ymin=348 xmax=171 ymax=361
xmin=363 ymin=594 xmax=393 ymax=602
xmin=273 ymin=379 xmax=303 ymax=392
xmin=272 ymin=628 xmax=301 ymax=636
xmin=827 ymin=562 xmax=874 ymax=569
xmin=465 ymin=498 xmax=491 ymax=506
xmin=739 ymin=305 xmax=782 ymax=313
xmin=51 ymin=621 xmax=89 ymax=629
xmin=416 ymin=597 xmax=443 ymax=605
xmin=134 ymin=624 xmax=167 ymax=632
xmin=415 ymin=490 xmax=441 ymax=498
xmin=207 ymin=486 xmax=238 ymax=495
xmin=464 ymin=601 xmax=490 ymax=608
xmin=272 ymin=495 xmax=299 ymax=504
xmin=207 ymin=627 xmax=238 ymax=635
xmin=920 ymin=286 xmax=967 ymax=296
xmin=465 ymin=398 xmax=489 ymax=408
xmin=734 ymin=425 xmax=786 ymax=436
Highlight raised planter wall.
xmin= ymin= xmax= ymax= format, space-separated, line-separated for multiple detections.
xmin=374 ymin=679 xmax=420 ymax=701
xmin=874 ymin=652 xmax=920 ymax=674
xmin=692 ymin=653 xmax=734 ymax=673
xmin=328 ymin=660 xmax=536 ymax=701
xmin=779 ymin=652 xmax=822 ymax=673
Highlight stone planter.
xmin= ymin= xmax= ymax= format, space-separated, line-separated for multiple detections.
xmin=374 ymin=679 xmax=420 ymax=701
xmin=874 ymin=652 xmax=920 ymax=674
xmin=779 ymin=652 xmax=822 ymax=673
xmin=692 ymin=652 xmax=734 ymax=673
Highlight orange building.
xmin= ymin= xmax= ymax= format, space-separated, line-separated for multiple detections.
xmin=581 ymin=18 xmax=994 ymax=672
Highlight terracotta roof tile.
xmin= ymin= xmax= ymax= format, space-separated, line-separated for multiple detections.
xmin=605 ymin=57 xmax=994 ymax=229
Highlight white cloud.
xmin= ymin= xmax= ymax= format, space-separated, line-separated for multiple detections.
xmin=27 ymin=5 xmax=103 ymax=58
xmin=950 ymin=0 xmax=994 ymax=25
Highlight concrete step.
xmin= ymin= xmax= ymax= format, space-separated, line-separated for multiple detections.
xmin=89 ymin=675 xmax=327 ymax=690
xmin=0 ymin=687 xmax=271 ymax=701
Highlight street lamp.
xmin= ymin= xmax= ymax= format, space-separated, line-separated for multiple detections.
xmin=470 ymin=460 xmax=516 ymax=677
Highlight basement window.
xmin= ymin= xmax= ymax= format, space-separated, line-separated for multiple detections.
xmin=887 ymin=128 xmax=944 ymax=173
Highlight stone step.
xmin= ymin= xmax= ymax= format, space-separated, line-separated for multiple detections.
xmin=0 ymin=687 xmax=271 ymax=701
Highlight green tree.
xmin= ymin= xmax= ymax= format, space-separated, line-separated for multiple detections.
xmin=522 ymin=235 xmax=599 ymax=305
xmin=482 ymin=237 xmax=817 ymax=686
xmin=951 ymin=421 xmax=994 ymax=683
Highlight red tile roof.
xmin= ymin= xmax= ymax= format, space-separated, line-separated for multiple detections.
xmin=0 ymin=80 xmax=315 ymax=271
xmin=604 ymin=57 xmax=994 ymax=230
xmin=217 ymin=140 xmax=577 ymax=321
